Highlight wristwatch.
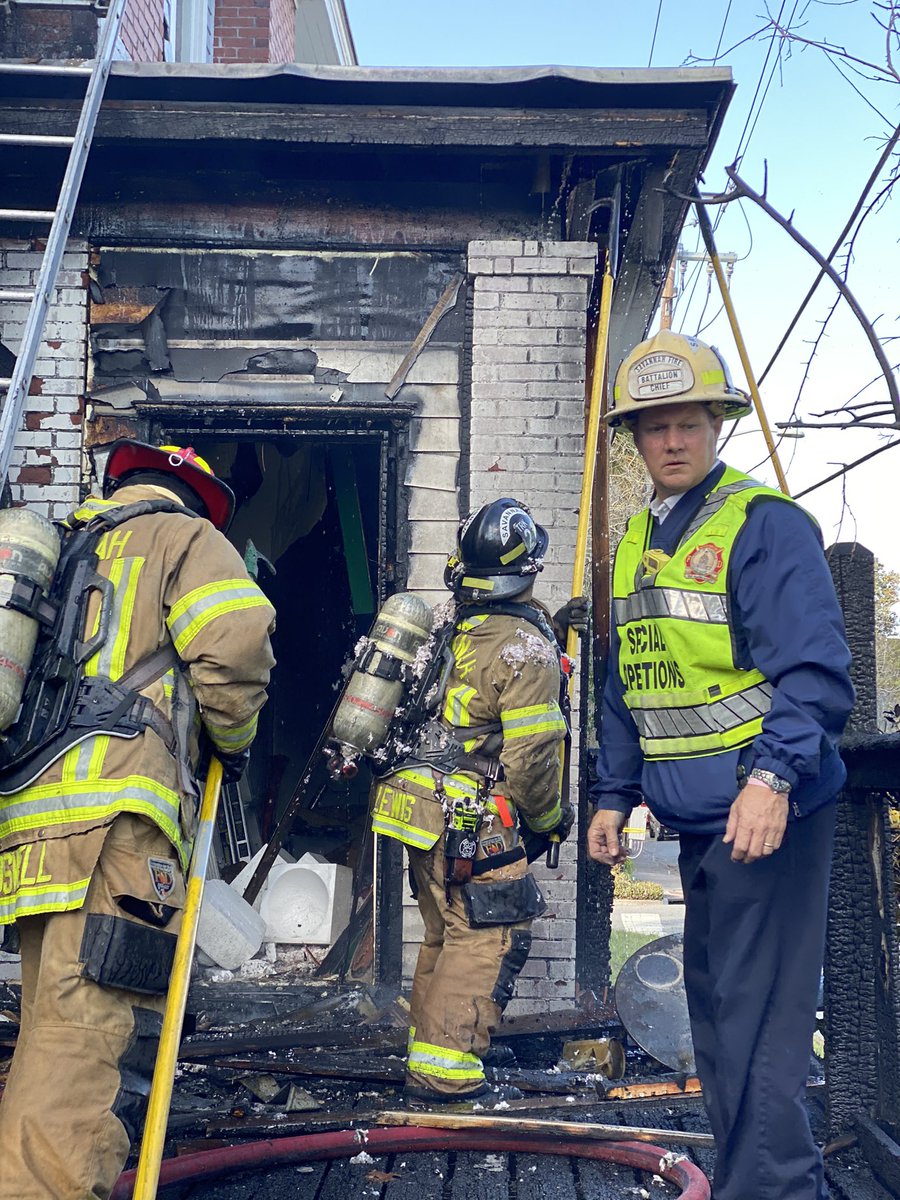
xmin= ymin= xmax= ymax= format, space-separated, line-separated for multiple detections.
xmin=749 ymin=768 xmax=792 ymax=794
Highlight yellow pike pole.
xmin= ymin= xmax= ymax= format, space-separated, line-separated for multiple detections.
xmin=132 ymin=757 xmax=224 ymax=1200
xmin=548 ymin=250 xmax=615 ymax=868
xmin=693 ymin=193 xmax=790 ymax=496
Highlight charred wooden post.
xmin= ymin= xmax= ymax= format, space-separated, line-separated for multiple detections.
xmin=826 ymin=542 xmax=900 ymax=1170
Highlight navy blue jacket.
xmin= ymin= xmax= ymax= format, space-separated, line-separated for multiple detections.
xmin=591 ymin=463 xmax=855 ymax=834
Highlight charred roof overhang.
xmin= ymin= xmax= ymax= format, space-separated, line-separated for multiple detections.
xmin=0 ymin=61 xmax=733 ymax=353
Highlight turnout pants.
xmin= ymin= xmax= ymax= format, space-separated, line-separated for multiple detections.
xmin=679 ymin=802 xmax=835 ymax=1200
xmin=0 ymin=814 xmax=183 ymax=1200
xmin=406 ymin=835 xmax=537 ymax=1097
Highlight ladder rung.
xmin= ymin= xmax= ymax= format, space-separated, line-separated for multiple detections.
xmin=0 ymin=63 xmax=92 ymax=78
xmin=0 ymin=134 xmax=76 ymax=148
xmin=0 ymin=290 xmax=34 ymax=303
xmin=0 ymin=379 xmax=10 ymax=392
xmin=0 ymin=208 xmax=56 ymax=222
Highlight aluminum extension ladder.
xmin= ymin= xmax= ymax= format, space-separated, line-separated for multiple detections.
xmin=0 ymin=0 xmax=128 ymax=492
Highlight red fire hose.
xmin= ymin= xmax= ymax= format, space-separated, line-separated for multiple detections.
xmin=112 ymin=1126 xmax=710 ymax=1198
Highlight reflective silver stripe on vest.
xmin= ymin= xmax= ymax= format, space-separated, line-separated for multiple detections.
xmin=615 ymin=588 xmax=729 ymax=626
xmin=678 ymin=479 xmax=761 ymax=547
xmin=630 ymin=681 xmax=774 ymax=740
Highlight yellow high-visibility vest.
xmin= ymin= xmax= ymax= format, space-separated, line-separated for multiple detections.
xmin=612 ymin=466 xmax=802 ymax=761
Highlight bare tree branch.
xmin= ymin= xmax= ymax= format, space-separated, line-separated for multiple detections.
xmin=724 ymin=164 xmax=900 ymax=423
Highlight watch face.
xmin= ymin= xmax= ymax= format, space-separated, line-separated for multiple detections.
xmin=752 ymin=770 xmax=790 ymax=793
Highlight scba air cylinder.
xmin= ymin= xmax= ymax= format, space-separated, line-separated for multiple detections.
xmin=0 ymin=508 xmax=60 ymax=731
xmin=331 ymin=592 xmax=434 ymax=759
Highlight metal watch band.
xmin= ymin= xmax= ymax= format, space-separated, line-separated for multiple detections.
xmin=749 ymin=768 xmax=792 ymax=794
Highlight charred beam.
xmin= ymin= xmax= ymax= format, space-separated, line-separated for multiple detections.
xmin=0 ymin=101 xmax=712 ymax=150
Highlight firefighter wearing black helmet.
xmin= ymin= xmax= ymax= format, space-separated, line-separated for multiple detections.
xmin=370 ymin=498 xmax=578 ymax=1106
xmin=0 ymin=439 xmax=275 ymax=1199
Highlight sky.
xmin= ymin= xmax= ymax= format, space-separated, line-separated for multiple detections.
xmin=344 ymin=0 xmax=900 ymax=583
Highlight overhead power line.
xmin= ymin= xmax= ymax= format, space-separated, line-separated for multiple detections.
xmin=648 ymin=0 xmax=664 ymax=67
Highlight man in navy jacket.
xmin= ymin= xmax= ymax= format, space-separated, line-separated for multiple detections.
xmin=588 ymin=331 xmax=854 ymax=1200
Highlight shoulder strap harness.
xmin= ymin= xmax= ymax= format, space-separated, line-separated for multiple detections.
xmin=0 ymin=499 xmax=199 ymax=795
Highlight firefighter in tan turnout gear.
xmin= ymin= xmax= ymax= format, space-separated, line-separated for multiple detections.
xmin=0 ymin=441 xmax=275 ymax=1200
xmin=369 ymin=499 xmax=576 ymax=1104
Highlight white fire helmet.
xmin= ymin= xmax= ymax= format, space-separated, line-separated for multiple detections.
xmin=607 ymin=330 xmax=751 ymax=428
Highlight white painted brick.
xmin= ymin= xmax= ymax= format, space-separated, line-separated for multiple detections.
xmin=526 ymin=308 xmax=585 ymax=329
xmin=525 ymin=418 xmax=584 ymax=437
xmin=28 ymin=413 xmax=79 ymax=430
xmin=469 ymin=256 xmax=513 ymax=275
xmin=555 ymin=363 xmax=586 ymax=382
xmin=556 ymin=292 xmax=589 ymax=311
xmin=491 ymin=328 xmax=560 ymax=346
xmin=568 ymin=257 xmax=597 ymax=276
xmin=3 ymin=252 xmax=39 ymax=270
xmin=523 ymin=382 xmax=584 ymax=399
xmin=473 ymin=310 xmax=532 ymax=329
xmin=499 ymin=293 xmax=558 ymax=310
xmin=47 ymin=466 xmax=80 ymax=485
xmin=513 ymin=978 xmax=573 ymax=1000
xmin=10 ymin=431 xmax=54 ymax=449
xmin=470 ymin=453 xmax=526 ymax=473
xmin=524 ymin=345 xmax=583 ymax=364
xmin=43 ymin=379 xmax=83 ymax=397
xmin=522 ymin=454 xmax=584 ymax=474
xmin=512 ymin=258 xmax=571 ymax=275
xmin=472 ymin=345 xmax=532 ymax=365
xmin=558 ymin=241 xmax=596 ymax=258
xmin=468 ymin=240 xmax=524 ymax=258
xmin=474 ymin=275 xmax=530 ymax=293
xmin=530 ymin=275 xmax=591 ymax=294
xmin=519 ymin=957 xmax=548 ymax=978
xmin=18 ymin=485 xmax=76 ymax=503
xmin=473 ymin=290 xmax=500 ymax=309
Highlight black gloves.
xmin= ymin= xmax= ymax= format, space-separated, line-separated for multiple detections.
xmin=217 ymin=746 xmax=251 ymax=785
xmin=552 ymin=801 xmax=576 ymax=843
xmin=519 ymin=802 xmax=576 ymax=863
xmin=552 ymin=596 xmax=589 ymax=645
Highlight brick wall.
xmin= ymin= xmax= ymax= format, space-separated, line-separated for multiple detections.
xmin=467 ymin=239 xmax=595 ymax=1013
xmin=268 ymin=0 xmax=295 ymax=63
xmin=214 ymin=0 xmax=271 ymax=62
xmin=119 ymin=0 xmax=165 ymax=62
xmin=0 ymin=242 xmax=88 ymax=519
xmin=400 ymin=240 xmax=596 ymax=1013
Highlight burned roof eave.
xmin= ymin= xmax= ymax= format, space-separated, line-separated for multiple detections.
xmin=0 ymin=59 xmax=734 ymax=114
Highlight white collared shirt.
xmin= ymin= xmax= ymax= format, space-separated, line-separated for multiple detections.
xmin=649 ymin=460 xmax=722 ymax=524
xmin=649 ymin=492 xmax=684 ymax=524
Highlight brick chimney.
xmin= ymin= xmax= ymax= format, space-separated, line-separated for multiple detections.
xmin=214 ymin=0 xmax=295 ymax=64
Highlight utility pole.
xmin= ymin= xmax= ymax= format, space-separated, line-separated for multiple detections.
xmin=661 ymin=244 xmax=739 ymax=328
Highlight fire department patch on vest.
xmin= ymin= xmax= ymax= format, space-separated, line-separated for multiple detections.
xmin=148 ymin=857 xmax=176 ymax=901
xmin=480 ymin=834 xmax=506 ymax=857
xmin=684 ymin=543 xmax=724 ymax=584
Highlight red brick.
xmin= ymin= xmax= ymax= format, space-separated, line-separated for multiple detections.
xmin=17 ymin=465 xmax=52 ymax=485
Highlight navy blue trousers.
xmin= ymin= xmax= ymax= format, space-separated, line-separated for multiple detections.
xmin=678 ymin=802 xmax=835 ymax=1200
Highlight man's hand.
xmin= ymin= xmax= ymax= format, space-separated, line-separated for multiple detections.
xmin=723 ymin=783 xmax=789 ymax=863
xmin=587 ymin=808 xmax=629 ymax=866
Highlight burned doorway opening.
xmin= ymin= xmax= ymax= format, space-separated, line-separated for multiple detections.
xmin=150 ymin=420 xmax=407 ymax=984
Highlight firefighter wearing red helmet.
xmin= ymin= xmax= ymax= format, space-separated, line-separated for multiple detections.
xmin=0 ymin=439 xmax=275 ymax=1199
xmin=370 ymin=498 xmax=579 ymax=1105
